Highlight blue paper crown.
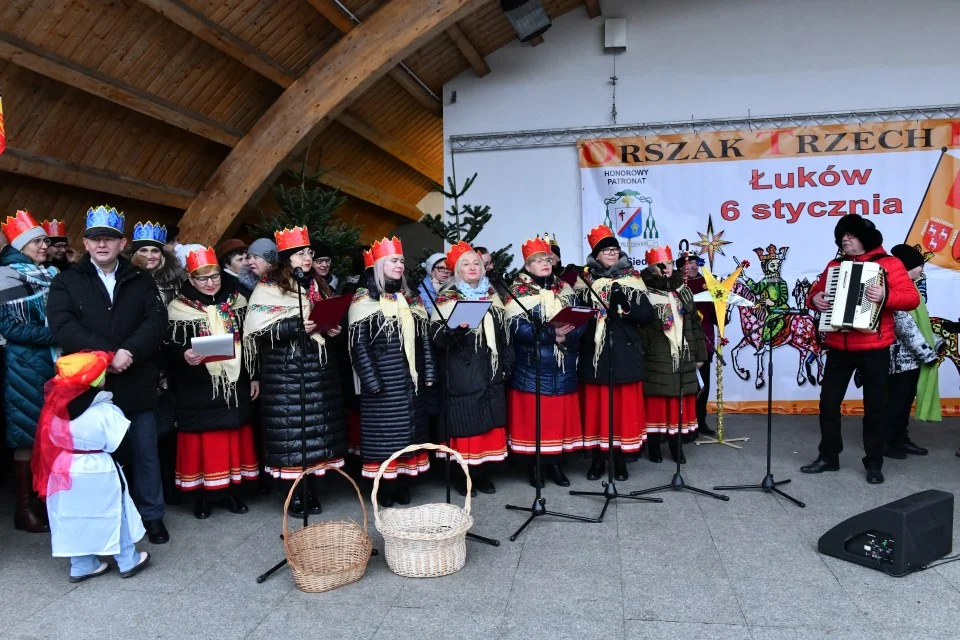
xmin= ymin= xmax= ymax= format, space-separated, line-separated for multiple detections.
xmin=132 ymin=221 xmax=167 ymax=244
xmin=85 ymin=205 xmax=125 ymax=234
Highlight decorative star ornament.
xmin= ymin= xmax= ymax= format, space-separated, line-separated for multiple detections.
xmin=693 ymin=214 xmax=732 ymax=271
xmin=694 ymin=263 xmax=749 ymax=341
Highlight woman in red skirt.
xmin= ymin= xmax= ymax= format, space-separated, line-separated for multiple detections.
xmin=639 ymin=246 xmax=708 ymax=463
xmin=166 ymin=247 xmax=259 ymax=519
xmin=577 ymin=225 xmax=655 ymax=481
xmin=505 ymin=235 xmax=587 ymax=487
xmin=431 ymin=242 xmax=512 ymax=496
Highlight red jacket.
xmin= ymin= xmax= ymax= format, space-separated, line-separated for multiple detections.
xmin=806 ymin=245 xmax=919 ymax=352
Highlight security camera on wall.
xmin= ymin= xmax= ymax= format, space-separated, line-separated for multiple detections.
xmin=604 ymin=18 xmax=627 ymax=52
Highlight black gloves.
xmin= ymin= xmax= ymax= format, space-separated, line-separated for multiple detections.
xmin=609 ymin=284 xmax=629 ymax=315
xmin=941 ymin=319 xmax=960 ymax=334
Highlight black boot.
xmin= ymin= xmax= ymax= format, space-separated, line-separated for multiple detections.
xmin=454 ymin=474 xmax=477 ymax=497
xmin=472 ymin=472 xmax=496 ymax=495
xmin=193 ymin=493 xmax=212 ymax=520
xmin=902 ymin=435 xmax=928 ymax=456
xmin=668 ymin=437 xmax=686 ymax=464
xmin=394 ymin=480 xmax=411 ymax=505
xmin=376 ymin=483 xmax=395 ymax=508
xmin=613 ymin=450 xmax=628 ymax=481
xmin=648 ymin=434 xmax=663 ymax=464
xmin=12 ymin=460 xmax=49 ymax=533
xmin=288 ymin=482 xmax=307 ymax=517
xmin=587 ymin=451 xmax=606 ymax=481
xmin=528 ymin=464 xmax=545 ymax=488
xmin=306 ymin=476 xmax=322 ymax=515
xmin=219 ymin=489 xmax=248 ymax=514
xmin=547 ymin=464 xmax=570 ymax=487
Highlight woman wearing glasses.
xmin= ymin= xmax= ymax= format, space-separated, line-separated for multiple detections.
xmin=505 ymin=235 xmax=586 ymax=488
xmin=0 ymin=210 xmax=57 ymax=532
xmin=165 ymin=247 xmax=259 ymax=519
xmin=243 ymin=226 xmax=346 ymax=516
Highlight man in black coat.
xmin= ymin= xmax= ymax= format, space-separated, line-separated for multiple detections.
xmin=46 ymin=209 xmax=170 ymax=543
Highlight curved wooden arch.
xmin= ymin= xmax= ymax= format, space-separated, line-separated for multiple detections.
xmin=178 ymin=0 xmax=478 ymax=244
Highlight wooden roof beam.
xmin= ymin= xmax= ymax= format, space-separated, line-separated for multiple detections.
xmin=310 ymin=0 xmax=443 ymax=116
xmin=0 ymin=148 xmax=195 ymax=209
xmin=315 ymin=169 xmax=423 ymax=221
xmin=445 ymin=23 xmax=490 ymax=78
xmin=584 ymin=0 xmax=602 ymax=19
xmin=336 ymin=112 xmax=441 ymax=183
xmin=0 ymin=33 xmax=242 ymax=147
xmin=136 ymin=0 xmax=297 ymax=88
xmin=178 ymin=0 xmax=479 ymax=244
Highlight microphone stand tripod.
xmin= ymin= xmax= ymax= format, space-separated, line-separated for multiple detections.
xmin=631 ymin=258 xmax=729 ymax=503
xmin=569 ymin=274 xmax=662 ymax=521
xmin=714 ymin=310 xmax=805 ymax=507
xmin=498 ymin=273 xmax=598 ymax=541
xmin=420 ymin=282 xmax=500 ymax=547
xmin=257 ymin=270 xmax=377 ymax=583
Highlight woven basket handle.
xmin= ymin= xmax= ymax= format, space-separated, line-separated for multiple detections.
xmin=371 ymin=443 xmax=471 ymax=529
xmin=282 ymin=464 xmax=369 ymax=565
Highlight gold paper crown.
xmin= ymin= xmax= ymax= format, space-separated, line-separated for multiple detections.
xmin=542 ymin=231 xmax=559 ymax=247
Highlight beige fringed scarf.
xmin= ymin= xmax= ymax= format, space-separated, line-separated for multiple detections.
xmin=431 ymin=286 xmax=505 ymax=378
xmin=348 ymin=287 xmax=428 ymax=391
xmin=645 ymin=285 xmax=692 ymax=372
xmin=576 ymin=269 xmax=647 ymax=374
xmin=503 ymin=272 xmax=577 ymax=369
xmin=168 ymin=291 xmax=247 ymax=403
xmin=242 ymin=280 xmax=326 ymax=375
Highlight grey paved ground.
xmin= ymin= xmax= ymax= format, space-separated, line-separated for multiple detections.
xmin=2 ymin=413 xmax=960 ymax=639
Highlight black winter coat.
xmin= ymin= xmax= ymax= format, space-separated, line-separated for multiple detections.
xmin=431 ymin=295 xmax=513 ymax=439
xmin=164 ymin=277 xmax=253 ymax=433
xmin=638 ymin=269 xmax=708 ymax=397
xmin=47 ymin=254 xmax=167 ymax=415
xmin=252 ymin=296 xmax=347 ymax=471
xmin=577 ymin=255 xmax=655 ymax=385
xmin=508 ymin=272 xmax=586 ymax=396
xmin=349 ymin=279 xmax=436 ymax=462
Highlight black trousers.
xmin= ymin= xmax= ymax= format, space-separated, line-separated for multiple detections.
xmin=886 ymin=368 xmax=921 ymax=446
xmin=818 ymin=347 xmax=889 ymax=470
xmin=696 ymin=360 xmax=711 ymax=430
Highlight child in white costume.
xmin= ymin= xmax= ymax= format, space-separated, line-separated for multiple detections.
xmin=32 ymin=351 xmax=150 ymax=582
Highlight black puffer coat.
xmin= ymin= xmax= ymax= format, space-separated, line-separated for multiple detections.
xmin=251 ymin=287 xmax=346 ymax=470
xmin=349 ymin=277 xmax=436 ymax=462
xmin=164 ymin=277 xmax=253 ymax=433
xmin=577 ymin=255 xmax=655 ymax=385
xmin=638 ymin=269 xmax=708 ymax=397
xmin=431 ymin=293 xmax=513 ymax=439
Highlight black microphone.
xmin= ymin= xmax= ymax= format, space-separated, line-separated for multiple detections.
xmin=293 ymin=267 xmax=309 ymax=285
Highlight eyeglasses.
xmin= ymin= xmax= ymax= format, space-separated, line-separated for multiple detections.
xmin=293 ymin=248 xmax=315 ymax=258
xmin=433 ymin=265 xmax=451 ymax=273
xmin=529 ymin=257 xmax=552 ymax=266
xmin=599 ymin=247 xmax=619 ymax=255
xmin=192 ymin=273 xmax=222 ymax=284
xmin=30 ymin=237 xmax=52 ymax=247
xmin=315 ymin=257 xmax=332 ymax=264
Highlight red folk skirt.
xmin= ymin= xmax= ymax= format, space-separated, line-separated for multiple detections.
xmin=507 ymin=389 xmax=583 ymax=454
xmin=644 ymin=394 xmax=698 ymax=435
xmin=436 ymin=427 xmax=509 ymax=466
xmin=361 ymin=451 xmax=431 ymax=480
xmin=580 ymin=381 xmax=647 ymax=452
xmin=346 ymin=410 xmax=362 ymax=456
xmin=175 ymin=424 xmax=259 ymax=491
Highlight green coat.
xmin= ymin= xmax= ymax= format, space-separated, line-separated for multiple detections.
xmin=638 ymin=270 xmax=708 ymax=397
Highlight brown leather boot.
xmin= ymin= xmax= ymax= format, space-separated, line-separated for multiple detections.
xmin=13 ymin=460 xmax=50 ymax=533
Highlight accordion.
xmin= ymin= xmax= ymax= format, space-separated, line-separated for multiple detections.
xmin=817 ymin=261 xmax=885 ymax=333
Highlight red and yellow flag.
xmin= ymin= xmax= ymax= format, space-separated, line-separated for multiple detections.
xmin=905 ymin=150 xmax=960 ymax=271
xmin=0 ymin=95 xmax=6 ymax=156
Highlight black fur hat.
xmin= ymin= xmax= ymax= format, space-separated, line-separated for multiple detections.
xmin=890 ymin=244 xmax=924 ymax=271
xmin=834 ymin=215 xmax=883 ymax=253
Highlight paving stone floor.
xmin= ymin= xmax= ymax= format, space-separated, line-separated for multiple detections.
xmin=2 ymin=413 xmax=960 ymax=639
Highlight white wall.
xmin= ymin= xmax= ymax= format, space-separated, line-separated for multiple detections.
xmin=443 ymin=0 xmax=960 ymax=265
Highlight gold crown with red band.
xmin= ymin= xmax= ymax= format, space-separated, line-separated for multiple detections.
xmin=446 ymin=241 xmax=474 ymax=270
xmin=644 ymin=245 xmax=673 ymax=265
xmin=274 ymin=226 xmax=310 ymax=252
xmin=521 ymin=236 xmax=552 ymax=261
xmin=185 ymin=246 xmax=218 ymax=273
xmin=1 ymin=210 xmax=42 ymax=245
xmin=363 ymin=249 xmax=374 ymax=269
xmin=371 ymin=236 xmax=403 ymax=262
xmin=41 ymin=219 xmax=67 ymax=239
xmin=587 ymin=225 xmax=615 ymax=250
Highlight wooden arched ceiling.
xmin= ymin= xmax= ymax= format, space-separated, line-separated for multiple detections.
xmin=0 ymin=0 xmax=597 ymax=246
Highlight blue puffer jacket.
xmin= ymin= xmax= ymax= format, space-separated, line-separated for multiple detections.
xmin=0 ymin=246 xmax=56 ymax=449
xmin=508 ymin=273 xmax=586 ymax=396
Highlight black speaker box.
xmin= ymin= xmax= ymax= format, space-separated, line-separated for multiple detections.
xmin=818 ymin=489 xmax=954 ymax=576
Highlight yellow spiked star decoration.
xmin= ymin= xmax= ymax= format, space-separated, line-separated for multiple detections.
xmin=701 ymin=264 xmax=744 ymax=340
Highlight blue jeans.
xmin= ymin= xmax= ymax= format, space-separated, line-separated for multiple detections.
xmin=69 ymin=502 xmax=140 ymax=577
xmin=127 ymin=411 xmax=165 ymax=521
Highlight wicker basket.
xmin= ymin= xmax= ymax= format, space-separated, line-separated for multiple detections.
xmin=282 ymin=464 xmax=373 ymax=593
xmin=372 ymin=443 xmax=474 ymax=578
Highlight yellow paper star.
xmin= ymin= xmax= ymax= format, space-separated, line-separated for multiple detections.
xmin=701 ymin=264 xmax=744 ymax=340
